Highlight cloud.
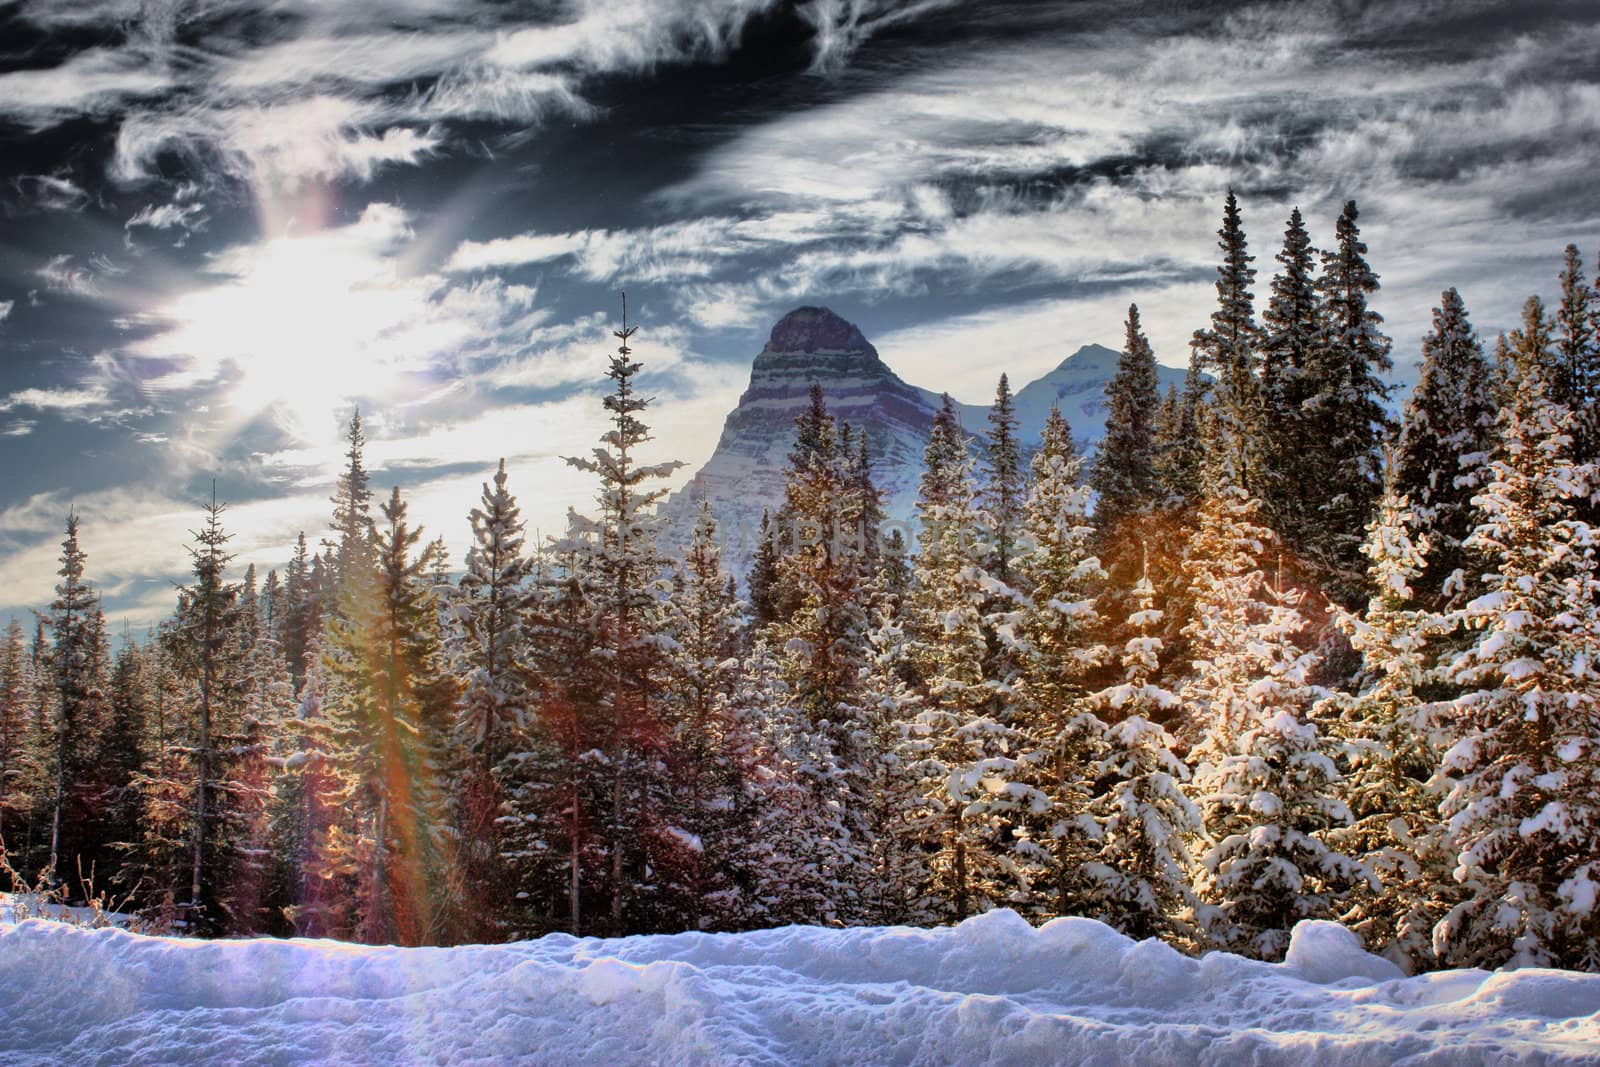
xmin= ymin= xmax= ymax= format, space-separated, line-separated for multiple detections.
xmin=0 ymin=301 xmax=12 ymax=324
xmin=1 ymin=420 xmax=36 ymax=437
xmin=0 ymin=384 xmax=113 ymax=415
xmin=9 ymin=174 xmax=93 ymax=213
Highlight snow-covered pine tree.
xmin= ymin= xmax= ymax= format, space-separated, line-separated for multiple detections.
xmin=564 ymin=302 xmax=683 ymax=934
xmin=1092 ymin=305 xmax=1163 ymax=545
xmin=657 ymin=502 xmax=754 ymax=930
xmin=1433 ymin=297 xmax=1600 ymax=971
xmin=41 ymin=512 xmax=105 ymax=886
xmin=328 ymin=411 xmax=376 ymax=587
xmin=1183 ymin=459 xmax=1368 ymax=959
xmin=1259 ymin=207 xmax=1321 ymax=542
xmin=313 ymin=487 xmax=455 ymax=945
xmin=453 ymin=458 xmax=538 ymax=938
xmin=0 ymin=619 xmax=29 ymax=843
xmin=1324 ymin=471 xmax=1454 ymax=968
xmin=1080 ymin=560 xmax=1201 ymax=945
xmin=764 ymin=390 xmax=875 ymax=900
xmin=1006 ymin=404 xmax=1108 ymax=917
xmin=745 ymin=510 xmax=782 ymax=631
xmin=904 ymin=395 xmax=1043 ymax=921
xmin=982 ymin=374 xmax=1025 ymax=587
xmin=1394 ymin=289 xmax=1497 ymax=611
xmin=1303 ymin=200 xmax=1395 ymax=606
xmin=279 ymin=532 xmax=320 ymax=694
xmin=1191 ymin=190 xmax=1268 ymax=497
xmin=1554 ymin=245 xmax=1600 ymax=525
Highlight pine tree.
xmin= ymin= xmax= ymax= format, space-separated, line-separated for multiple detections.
xmin=1325 ymin=474 xmax=1453 ymax=967
xmin=329 ymin=411 xmax=375 ymax=586
xmin=982 ymin=374 xmax=1025 ymax=585
xmin=280 ymin=532 xmax=319 ymax=694
xmin=1091 ymin=305 xmax=1163 ymax=541
xmin=1259 ymin=207 xmax=1321 ymax=539
xmin=1182 ymin=465 xmax=1368 ymax=958
xmin=314 ymin=487 xmax=455 ymax=944
xmin=1303 ymin=200 xmax=1395 ymax=605
xmin=42 ymin=512 xmax=102 ymax=885
xmin=1433 ymin=303 xmax=1600 ymax=971
xmin=0 ymin=619 xmax=29 ymax=843
xmin=1191 ymin=190 xmax=1267 ymax=494
xmin=658 ymin=503 xmax=754 ymax=930
xmin=171 ymin=488 xmax=240 ymax=931
xmin=904 ymin=396 xmax=1043 ymax=920
xmin=745 ymin=510 xmax=782 ymax=630
xmin=1394 ymin=289 xmax=1497 ymax=610
xmin=564 ymin=300 xmax=683 ymax=933
xmin=1554 ymin=245 xmax=1600 ymax=524
xmin=1080 ymin=562 xmax=1200 ymax=944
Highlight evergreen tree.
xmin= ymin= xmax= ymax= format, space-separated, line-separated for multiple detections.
xmin=658 ymin=503 xmax=755 ymax=930
xmin=1394 ymin=289 xmax=1497 ymax=610
xmin=1182 ymin=467 xmax=1368 ymax=958
xmin=745 ymin=510 xmax=782 ymax=630
xmin=1091 ymin=305 xmax=1163 ymax=540
xmin=1191 ymin=191 xmax=1267 ymax=493
xmin=564 ymin=302 xmax=684 ymax=933
xmin=1433 ymin=305 xmax=1600 ymax=971
xmin=0 ymin=619 xmax=29 ymax=842
xmin=42 ymin=513 xmax=103 ymax=885
xmin=904 ymin=396 xmax=1042 ymax=920
xmin=1303 ymin=200 xmax=1395 ymax=604
xmin=313 ymin=487 xmax=455 ymax=944
xmin=451 ymin=459 xmax=537 ymax=937
xmin=328 ymin=411 xmax=375 ymax=586
xmin=1080 ymin=563 xmax=1200 ymax=944
xmin=1325 ymin=475 xmax=1453 ymax=967
xmin=1259 ymin=207 xmax=1321 ymax=538
xmin=982 ymin=373 xmax=1025 ymax=585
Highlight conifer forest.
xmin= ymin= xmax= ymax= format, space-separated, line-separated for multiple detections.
xmin=6 ymin=193 xmax=1600 ymax=978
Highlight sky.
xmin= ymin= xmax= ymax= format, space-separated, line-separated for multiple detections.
xmin=1 ymin=0 xmax=1598 ymax=629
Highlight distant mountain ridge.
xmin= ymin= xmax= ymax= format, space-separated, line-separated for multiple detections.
xmin=663 ymin=307 xmax=1186 ymax=561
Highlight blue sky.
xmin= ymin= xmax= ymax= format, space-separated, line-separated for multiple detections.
xmin=1 ymin=0 xmax=1598 ymax=627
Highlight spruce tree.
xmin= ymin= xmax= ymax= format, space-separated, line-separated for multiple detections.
xmin=0 ymin=619 xmax=28 ymax=842
xmin=564 ymin=301 xmax=683 ymax=933
xmin=1191 ymin=191 xmax=1267 ymax=494
xmin=904 ymin=396 xmax=1042 ymax=920
xmin=1259 ymin=207 xmax=1321 ymax=538
xmin=658 ymin=503 xmax=753 ymax=930
xmin=1182 ymin=463 xmax=1368 ymax=958
xmin=1325 ymin=474 xmax=1453 ymax=967
xmin=314 ymin=487 xmax=455 ymax=944
xmin=1080 ymin=563 xmax=1201 ymax=944
xmin=42 ymin=513 xmax=101 ymax=885
xmin=1394 ymin=289 xmax=1497 ymax=610
xmin=1433 ymin=302 xmax=1600 ymax=971
xmin=982 ymin=373 xmax=1025 ymax=585
xmin=1303 ymin=200 xmax=1394 ymax=605
xmin=1091 ymin=305 xmax=1163 ymax=540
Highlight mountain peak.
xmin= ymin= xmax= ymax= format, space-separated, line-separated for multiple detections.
xmin=1052 ymin=342 xmax=1122 ymax=375
xmin=766 ymin=306 xmax=871 ymax=354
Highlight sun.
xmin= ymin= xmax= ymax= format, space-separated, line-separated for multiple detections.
xmin=132 ymin=205 xmax=446 ymax=441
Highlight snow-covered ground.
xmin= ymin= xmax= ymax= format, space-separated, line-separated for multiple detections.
xmin=1 ymin=909 xmax=1596 ymax=1065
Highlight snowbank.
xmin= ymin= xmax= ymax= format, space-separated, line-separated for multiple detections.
xmin=1 ymin=908 xmax=1596 ymax=1065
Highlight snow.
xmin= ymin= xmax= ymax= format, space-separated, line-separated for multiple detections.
xmin=4 ymin=909 xmax=1599 ymax=1065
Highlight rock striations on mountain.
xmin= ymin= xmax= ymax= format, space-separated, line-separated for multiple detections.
xmin=663 ymin=306 xmax=1187 ymax=565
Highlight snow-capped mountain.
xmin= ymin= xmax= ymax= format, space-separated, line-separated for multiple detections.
xmin=663 ymin=307 xmax=1187 ymax=562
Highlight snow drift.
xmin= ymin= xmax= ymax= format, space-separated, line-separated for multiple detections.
xmin=2 ymin=909 xmax=1597 ymax=1065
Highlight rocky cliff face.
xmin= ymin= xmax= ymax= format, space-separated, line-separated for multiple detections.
xmin=662 ymin=307 xmax=1187 ymax=568
xmin=664 ymin=307 xmax=941 ymax=558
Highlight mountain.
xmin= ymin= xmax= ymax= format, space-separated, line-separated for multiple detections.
xmin=664 ymin=307 xmax=942 ymax=557
xmin=662 ymin=307 xmax=1188 ymax=566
